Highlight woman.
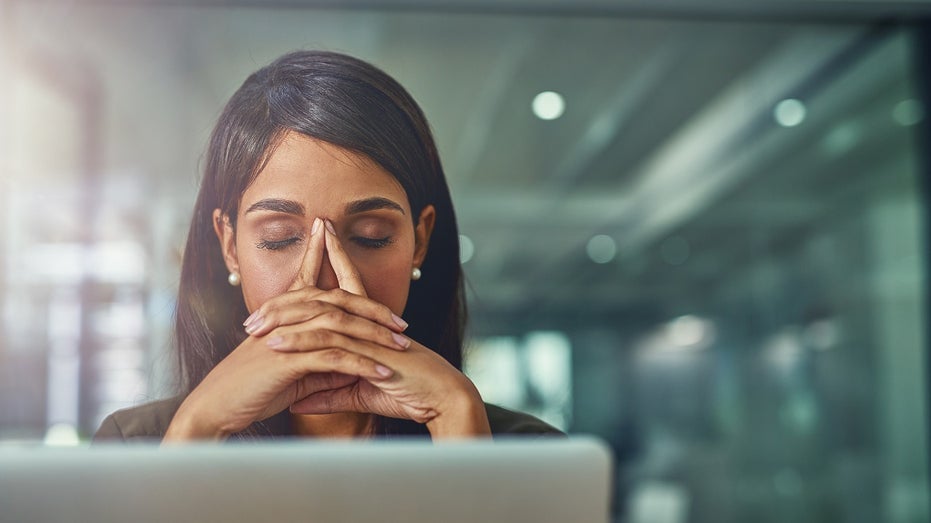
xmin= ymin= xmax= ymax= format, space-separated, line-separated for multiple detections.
xmin=95 ymin=50 xmax=559 ymax=441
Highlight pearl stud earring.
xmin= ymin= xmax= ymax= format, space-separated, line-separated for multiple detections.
xmin=411 ymin=267 xmax=422 ymax=281
xmin=228 ymin=272 xmax=241 ymax=286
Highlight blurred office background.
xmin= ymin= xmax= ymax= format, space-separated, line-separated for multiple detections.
xmin=1 ymin=0 xmax=929 ymax=521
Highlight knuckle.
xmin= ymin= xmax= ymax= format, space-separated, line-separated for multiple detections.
xmin=323 ymin=349 xmax=346 ymax=365
xmin=351 ymin=353 xmax=371 ymax=371
xmin=378 ymin=304 xmax=394 ymax=320
xmin=310 ymin=330 xmax=331 ymax=347
xmin=320 ymin=309 xmax=344 ymax=325
xmin=305 ymin=300 xmax=328 ymax=318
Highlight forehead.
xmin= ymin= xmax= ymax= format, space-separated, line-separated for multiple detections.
xmin=240 ymin=131 xmax=409 ymax=216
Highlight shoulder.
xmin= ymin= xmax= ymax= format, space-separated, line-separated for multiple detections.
xmin=93 ymin=398 xmax=563 ymax=440
xmin=484 ymin=403 xmax=565 ymax=437
xmin=93 ymin=396 xmax=185 ymax=443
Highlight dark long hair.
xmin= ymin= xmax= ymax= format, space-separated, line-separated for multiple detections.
xmin=175 ymin=51 xmax=465 ymax=436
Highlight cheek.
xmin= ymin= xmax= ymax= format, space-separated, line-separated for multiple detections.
xmin=237 ymin=249 xmax=300 ymax=312
xmin=353 ymin=250 xmax=413 ymax=316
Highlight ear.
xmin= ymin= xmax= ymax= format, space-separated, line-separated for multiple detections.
xmin=212 ymin=208 xmax=240 ymax=276
xmin=412 ymin=205 xmax=436 ymax=269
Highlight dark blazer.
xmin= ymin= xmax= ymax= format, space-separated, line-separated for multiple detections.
xmin=94 ymin=397 xmax=563 ymax=442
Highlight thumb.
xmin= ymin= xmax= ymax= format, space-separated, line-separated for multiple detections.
xmin=290 ymin=386 xmax=362 ymax=415
xmin=292 ymin=372 xmax=359 ymax=403
xmin=289 ymin=217 xmax=325 ymax=291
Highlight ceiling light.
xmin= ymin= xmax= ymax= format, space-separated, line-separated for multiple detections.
xmin=821 ymin=123 xmax=860 ymax=156
xmin=803 ymin=318 xmax=840 ymax=351
xmin=764 ymin=328 xmax=803 ymax=370
xmin=532 ymin=91 xmax=565 ymax=121
xmin=586 ymin=235 xmax=616 ymax=264
xmin=892 ymin=99 xmax=924 ymax=126
xmin=774 ymin=98 xmax=806 ymax=127
xmin=667 ymin=315 xmax=713 ymax=348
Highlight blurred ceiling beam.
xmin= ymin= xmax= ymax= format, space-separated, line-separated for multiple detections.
xmin=546 ymin=41 xmax=679 ymax=192
xmin=499 ymin=27 xmax=871 ymax=311
xmin=457 ymin=196 xmax=826 ymax=229
xmin=602 ymin=30 xmax=865 ymax=258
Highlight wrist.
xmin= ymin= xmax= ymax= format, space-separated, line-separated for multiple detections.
xmin=162 ymin=397 xmax=231 ymax=443
xmin=425 ymin=378 xmax=491 ymax=439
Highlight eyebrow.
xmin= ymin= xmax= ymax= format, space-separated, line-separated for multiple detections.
xmin=245 ymin=198 xmax=305 ymax=216
xmin=345 ymin=197 xmax=405 ymax=216
xmin=244 ymin=196 xmax=404 ymax=217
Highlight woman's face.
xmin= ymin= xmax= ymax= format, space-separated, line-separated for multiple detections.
xmin=214 ymin=131 xmax=434 ymax=315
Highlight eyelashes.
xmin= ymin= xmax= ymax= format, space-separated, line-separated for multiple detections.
xmin=255 ymin=236 xmax=393 ymax=251
xmin=256 ymin=237 xmax=302 ymax=251
xmin=351 ymin=236 xmax=393 ymax=249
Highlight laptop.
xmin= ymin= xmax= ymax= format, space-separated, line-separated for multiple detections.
xmin=0 ymin=437 xmax=612 ymax=523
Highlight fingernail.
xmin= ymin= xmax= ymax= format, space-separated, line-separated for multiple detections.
xmin=391 ymin=332 xmax=411 ymax=349
xmin=266 ymin=336 xmax=284 ymax=348
xmin=324 ymin=219 xmax=336 ymax=234
xmin=391 ymin=313 xmax=408 ymax=331
xmin=311 ymin=217 xmax=322 ymax=235
xmin=375 ymin=364 xmax=393 ymax=378
xmin=244 ymin=311 xmax=261 ymax=327
xmin=245 ymin=316 xmax=264 ymax=334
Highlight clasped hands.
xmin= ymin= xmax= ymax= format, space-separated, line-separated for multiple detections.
xmin=164 ymin=218 xmax=490 ymax=442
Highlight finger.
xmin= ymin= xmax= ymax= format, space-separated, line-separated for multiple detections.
xmin=289 ymin=217 xmax=325 ymax=292
xmin=266 ymin=326 xmax=409 ymax=356
xmin=324 ymin=221 xmax=367 ymax=297
xmin=286 ymin=347 xmax=394 ymax=382
xmin=246 ymin=287 xmax=407 ymax=335
xmin=247 ymin=298 xmax=341 ymax=337
xmin=261 ymin=307 xmax=410 ymax=350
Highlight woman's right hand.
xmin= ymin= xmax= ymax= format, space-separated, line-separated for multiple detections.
xmin=163 ymin=218 xmax=407 ymax=442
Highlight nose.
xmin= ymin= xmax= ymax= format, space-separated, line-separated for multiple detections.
xmin=315 ymin=251 xmax=339 ymax=291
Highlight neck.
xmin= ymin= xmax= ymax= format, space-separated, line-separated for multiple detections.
xmin=291 ymin=412 xmax=375 ymax=439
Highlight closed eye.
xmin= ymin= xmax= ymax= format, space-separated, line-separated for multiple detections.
xmin=352 ymin=236 xmax=393 ymax=249
xmin=256 ymin=237 xmax=302 ymax=250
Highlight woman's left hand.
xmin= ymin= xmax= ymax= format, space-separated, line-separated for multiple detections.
xmin=262 ymin=224 xmax=491 ymax=438
xmin=289 ymin=337 xmax=490 ymax=437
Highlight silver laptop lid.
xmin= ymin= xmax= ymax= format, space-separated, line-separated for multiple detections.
xmin=0 ymin=437 xmax=612 ymax=523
